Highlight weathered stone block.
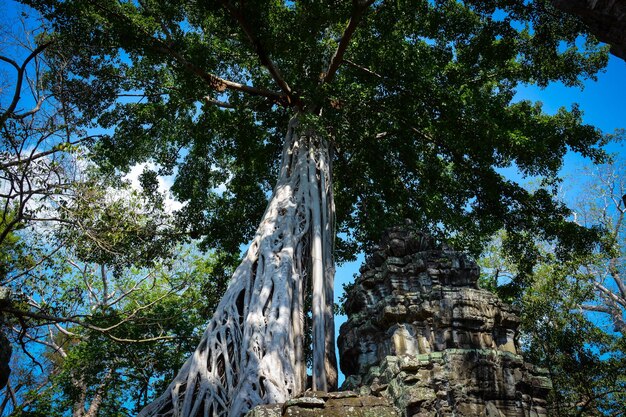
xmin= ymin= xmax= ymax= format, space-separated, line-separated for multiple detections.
xmin=246 ymin=394 xmax=399 ymax=417
xmin=245 ymin=404 xmax=282 ymax=417
xmin=284 ymin=397 xmax=325 ymax=408
xmin=338 ymin=225 xmax=552 ymax=417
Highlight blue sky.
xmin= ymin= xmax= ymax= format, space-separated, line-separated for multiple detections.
xmin=517 ymin=57 xmax=626 ymax=134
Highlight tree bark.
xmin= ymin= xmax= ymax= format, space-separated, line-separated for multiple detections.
xmin=139 ymin=114 xmax=337 ymax=417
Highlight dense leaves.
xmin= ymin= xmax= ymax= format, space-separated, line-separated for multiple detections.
xmin=4 ymin=0 xmax=621 ymax=413
xmin=479 ymin=159 xmax=626 ymax=416
xmin=19 ymin=0 xmax=609 ymax=264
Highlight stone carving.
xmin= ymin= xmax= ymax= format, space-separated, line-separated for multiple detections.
xmin=338 ymin=226 xmax=552 ymax=417
xmin=245 ymin=391 xmax=399 ymax=417
xmin=552 ymin=0 xmax=626 ymax=60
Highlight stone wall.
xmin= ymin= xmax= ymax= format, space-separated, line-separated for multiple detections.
xmin=552 ymin=0 xmax=626 ymax=60
xmin=245 ymin=391 xmax=399 ymax=417
xmin=338 ymin=226 xmax=551 ymax=417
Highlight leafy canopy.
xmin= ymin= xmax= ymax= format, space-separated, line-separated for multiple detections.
xmin=23 ymin=0 xmax=610 ymax=263
xmin=478 ymin=159 xmax=626 ymax=416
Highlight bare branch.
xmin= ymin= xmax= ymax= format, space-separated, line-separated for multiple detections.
xmin=581 ymin=304 xmax=612 ymax=314
xmin=85 ymin=0 xmax=285 ymax=104
xmin=12 ymin=95 xmax=46 ymax=119
xmin=343 ymin=58 xmax=383 ymax=79
xmin=4 ymin=307 xmax=177 ymax=344
xmin=153 ymin=44 xmax=285 ymax=101
xmin=0 ymin=40 xmax=54 ymax=128
xmin=0 ymin=55 xmax=20 ymax=71
xmin=0 ymin=135 xmax=99 ymax=170
xmin=594 ymin=282 xmax=626 ymax=309
xmin=203 ymin=95 xmax=236 ymax=109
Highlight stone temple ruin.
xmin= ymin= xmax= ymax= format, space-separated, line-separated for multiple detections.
xmin=338 ymin=225 xmax=551 ymax=416
xmin=247 ymin=225 xmax=552 ymax=417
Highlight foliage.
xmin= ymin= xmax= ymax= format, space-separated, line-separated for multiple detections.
xmin=5 ymin=249 xmax=234 ymax=416
xmin=0 ymin=9 xmax=232 ymax=414
xmin=479 ymin=158 xmax=626 ymax=416
xmin=3 ymin=0 xmax=622 ymax=413
xmin=19 ymin=0 xmax=611 ymax=266
xmin=2 ymin=223 xmax=235 ymax=415
xmin=522 ymin=268 xmax=626 ymax=416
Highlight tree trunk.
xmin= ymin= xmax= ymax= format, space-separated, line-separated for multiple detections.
xmin=83 ymin=369 xmax=113 ymax=417
xmin=139 ymin=115 xmax=337 ymax=417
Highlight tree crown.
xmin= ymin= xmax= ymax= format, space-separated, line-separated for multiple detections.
xmin=21 ymin=0 xmax=611 ymax=263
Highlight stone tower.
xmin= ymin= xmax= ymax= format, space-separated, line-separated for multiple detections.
xmin=338 ymin=226 xmax=552 ymax=416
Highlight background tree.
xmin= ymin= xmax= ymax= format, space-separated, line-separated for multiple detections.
xmin=479 ymin=156 xmax=626 ymax=416
xmin=1 ymin=246 xmax=234 ymax=417
xmin=0 ymin=8 xmax=233 ymax=415
xmin=17 ymin=0 xmax=615 ymax=415
xmin=574 ymin=159 xmax=626 ymax=333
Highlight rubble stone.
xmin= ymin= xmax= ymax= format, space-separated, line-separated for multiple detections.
xmin=245 ymin=393 xmax=399 ymax=417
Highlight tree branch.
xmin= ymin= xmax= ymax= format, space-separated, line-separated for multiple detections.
xmin=12 ymin=95 xmax=46 ymax=120
xmin=322 ymin=0 xmax=376 ymax=84
xmin=0 ymin=41 xmax=54 ymax=128
xmin=3 ymin=307 xmax=177 ymax=344
xmin=594 ymin=282 xmax=626 ymax=309
xmin=218 ymin=0 xmax=295 ymax=103
xmin=343 ymin=58 xmax=383 ymax=79
xmin=581 ymin=304 xmax=612 ymax=314
xmin=150 ymin=44 xmax=284 ymax=101
xmin=203 ymin=95 xmax=237 ymax=109
xmin=0 ymin=135 xmax=99 ymax=170
xmin=86 ymin=0 xmax=286 ymax=104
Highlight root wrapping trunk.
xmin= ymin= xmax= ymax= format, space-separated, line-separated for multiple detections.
xmin=139 ymin=115 xmax=337 ymax=417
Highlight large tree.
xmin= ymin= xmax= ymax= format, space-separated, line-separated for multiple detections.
xmin=20 ymin=0 xmax=612 ymax=415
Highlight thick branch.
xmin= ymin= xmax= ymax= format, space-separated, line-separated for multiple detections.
xmin=581 ymin=304 xmax=612 ymax=314
xmin=322 ymin=0 xmax=376 ymax=84
xmin=218 ymin=0 xmax=295 ymax=102
xmin=152 ymin=44 xmax=284 ymax=101
xmin=203 ymin=96 xmax=236 ymax=109
xmin=343 ymin=58 xmax=383 ymax=79
xmin=12 ymin=96 xmax=46 ymax=120
xmin=3 ymin=307 xmax=176 ymax=343
xmin=86 ymin=0 xmax=285 ymax=104
xmin=0 ymin=135 xmax=99 ymax=170
xmin=595 ymin=282 xmax=626 ymax=309
xmin=0 ymin=41 xmax=53 ymax=128
xmin=83 ymin=369 xmax=113 ymax=417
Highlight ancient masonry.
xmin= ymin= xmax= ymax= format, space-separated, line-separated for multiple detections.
xmin=245 ymin=391 xmax=398 ymax=417
xmin=338 ymin=226 xmax=551 ymax=416
xmin=246 ymin=226 xmax=551 ymax=417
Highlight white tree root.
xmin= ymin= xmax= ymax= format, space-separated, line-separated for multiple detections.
xmin=139 ymin=115 xmax=337 ymax=417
